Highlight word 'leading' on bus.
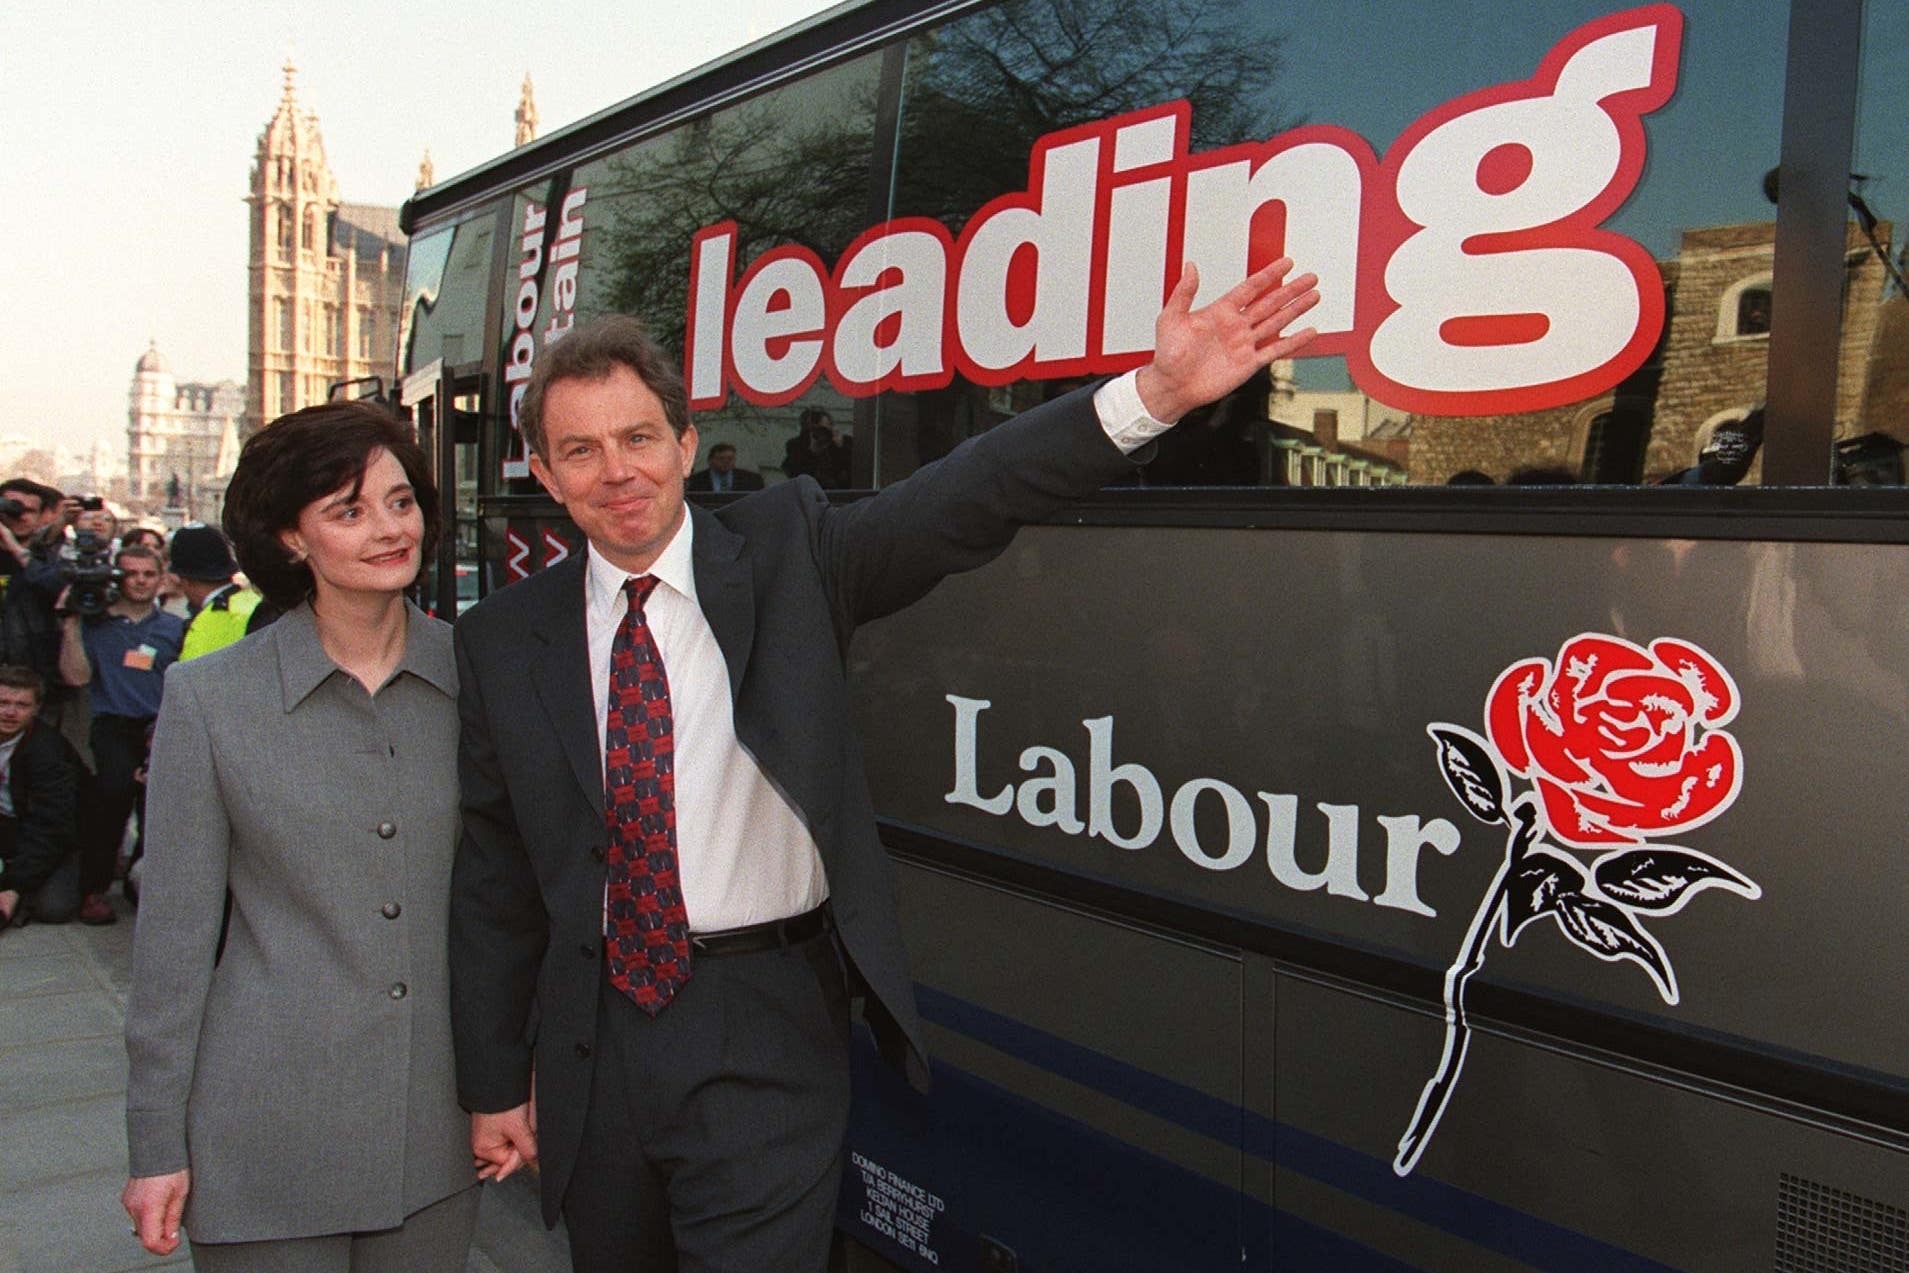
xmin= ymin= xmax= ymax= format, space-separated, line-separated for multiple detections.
xmin=686 ymin=5 xmax=1683 ymax=419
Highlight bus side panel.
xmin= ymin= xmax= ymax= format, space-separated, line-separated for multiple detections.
xmin=850 ymin=526 xmax=1909 ymax=1091
xmin=1268 ymin=971 xmax=1909 ymax=1272
xmin=840 ymin=864 xmax=1250 ymax=1273
xmin=848 ymin=523 xmax=1909 ymax=1268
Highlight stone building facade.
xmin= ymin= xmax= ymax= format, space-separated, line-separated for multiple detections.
xmin=1406 ymin=220 xmax=1897 ymax=485
xmin=244 ymin=61 xmax=406 ymax=437
xmin=126 ymin=342 xmax=241 ymax=523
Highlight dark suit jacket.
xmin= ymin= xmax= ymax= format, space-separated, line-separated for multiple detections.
xmin=0 ymin=721 xmax=82 ymax=896
xmin=686 ymin=466 xmax=766 ymax=493
xmin=450 ymin=382 xmax=1138 ymax=1223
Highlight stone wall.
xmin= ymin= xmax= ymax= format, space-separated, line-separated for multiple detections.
xmin=1403 ymin=220 xmax=1894 ymax=484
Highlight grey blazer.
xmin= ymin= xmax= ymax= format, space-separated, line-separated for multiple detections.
xmin=125 ymin=602 xmax=474 ymax=1244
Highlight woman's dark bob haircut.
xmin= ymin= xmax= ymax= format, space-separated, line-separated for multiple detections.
xmin=223 ymin=400 xmax=440 ymax=611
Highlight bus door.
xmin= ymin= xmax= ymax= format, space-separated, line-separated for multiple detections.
xmin=401 ymin=358 xmax=487 ymax=618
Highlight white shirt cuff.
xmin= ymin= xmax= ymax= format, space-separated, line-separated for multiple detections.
xmin=1092 ymin=370 xmax=1172 ymax=455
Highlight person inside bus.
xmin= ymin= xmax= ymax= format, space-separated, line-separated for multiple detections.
xmin=1140 ymin=372 xmax=1264 ymax=486
xmin=122 ymin=404 xmax=477 ymax=1270
xmin=449 ymin=256 xmax=1320 ymax=1273
xmin=686 ymin=441 xmax=764 ymax=494
xmin=1660 ymin=408 xmax=1765 ymax=486
xmin=781 ymin=406 xmax=853 ymax=488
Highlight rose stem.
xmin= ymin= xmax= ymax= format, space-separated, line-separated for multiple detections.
xmin=1393 ymin=801 xmax=1540 ymax=1176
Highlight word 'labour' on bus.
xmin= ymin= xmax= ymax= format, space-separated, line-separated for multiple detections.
xmin=945 ymin=696 xmax=1462 ymax=917
xmin=686 ymin=4 xmax=1682 ymax=419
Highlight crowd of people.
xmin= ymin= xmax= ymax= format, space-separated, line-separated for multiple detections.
xmin=0 ymin=479 xmax=268 ymax=930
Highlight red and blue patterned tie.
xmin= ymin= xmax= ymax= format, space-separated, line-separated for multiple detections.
xmin=603 ymin=575 xmax=691 ymax=1014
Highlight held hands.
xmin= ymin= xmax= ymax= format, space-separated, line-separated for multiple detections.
xmin=472 ymin=1099 xmax=538 ymax=1183
xmin=1135 ymin=258 xmax=1321 ymax=425
xmin=122 ymin=1169 xmax=189 ymax=1256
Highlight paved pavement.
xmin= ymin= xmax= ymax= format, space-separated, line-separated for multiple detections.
xmin=0 ymin=895 xmax=570 ymax=1273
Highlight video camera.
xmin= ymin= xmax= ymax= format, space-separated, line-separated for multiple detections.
xmin=58 ymin=529 xmax=121 ymax=617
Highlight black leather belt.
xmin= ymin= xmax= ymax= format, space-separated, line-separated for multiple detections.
xmin=688 ymin=905 xmax=830 ymax=956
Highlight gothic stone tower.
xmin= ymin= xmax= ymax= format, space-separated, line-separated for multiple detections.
xmin=245 ymin=60 xmax=406 ymax=437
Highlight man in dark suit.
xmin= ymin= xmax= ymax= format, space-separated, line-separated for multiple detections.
xmin=0 ymin=664 xmax=83 ymax=927
xmin=685 ymin=443 xmax=765 ymax=494
xmin=449 ymin=258 xmax=1319 ymax=1271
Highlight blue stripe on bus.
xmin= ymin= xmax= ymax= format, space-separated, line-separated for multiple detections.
xmin=849 ymin=1037 xmax=1424 ymax=1273
xmin=913 ymin=984 xmax=1683 ymax=1273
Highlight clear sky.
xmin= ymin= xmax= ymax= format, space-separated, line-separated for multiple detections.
xmin=0 ymin=0 xmax=841 ymax=454
xmin=3 ymin=1 xmax=1898 ymax=456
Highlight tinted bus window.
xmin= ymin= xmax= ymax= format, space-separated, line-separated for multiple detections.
xmin=867 ymin=0 xmax=1791 ymax=488
xmin=562 ymin=52 xmax=888 ymax=490
xmin=1844 ymin=0 xmax=1908 ymax=486
xmin=400 ymin=210 xmax=498 ymax=376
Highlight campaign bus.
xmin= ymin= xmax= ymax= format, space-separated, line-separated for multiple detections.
xmin=395 ymin=0 xmax=1907 ymax=1268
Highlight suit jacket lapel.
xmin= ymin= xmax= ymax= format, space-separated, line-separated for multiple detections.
xmin=690 ymin=504 xmax=755 ymax=710
xmin=527 ymin=554 xmax=604 ymax=819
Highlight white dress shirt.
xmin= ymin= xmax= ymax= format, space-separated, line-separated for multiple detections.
xmin=586 ymin=371 xmax=1165 ymax=930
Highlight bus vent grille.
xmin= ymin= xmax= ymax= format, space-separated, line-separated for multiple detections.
xmin=1776 ymin=1173 xmax=1909 ymax=1272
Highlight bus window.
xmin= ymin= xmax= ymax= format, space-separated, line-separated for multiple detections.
xmin=1844 ymin=0 xmax=1907 ymax=486
xmin=868 ymin=0 xmax=1795 ymax=489
xmin=565 ymin=51 xmax=889 ymax=491
xmin=400 ymin=210 xmax=498 ymax=379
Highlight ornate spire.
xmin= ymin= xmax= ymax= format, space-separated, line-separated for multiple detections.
xmin=515 ymin=72 xmax=539 ymax=148
xmin=281 ymin=52 xmax=297 ymax=103
xmin=416 ymin=149 xmax=435 ymax=191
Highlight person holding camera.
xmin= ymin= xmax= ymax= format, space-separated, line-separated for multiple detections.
xmin=57 ymin=543 xmax=182 ymax=923
xmin=781 ymin=406 xmax=853 ymax=489
xmin=0 ymin=479 xmax=61 ymax=590
xmin=0 ymin=483 xmax=81 ymax=738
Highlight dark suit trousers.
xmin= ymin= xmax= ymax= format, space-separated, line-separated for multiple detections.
xmin=86 ymin=713 xmax=151 ymax=892
xmin=564 ymin=927 xmax=852 ymax=1273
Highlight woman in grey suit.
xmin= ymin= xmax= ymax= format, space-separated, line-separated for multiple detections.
xmin=122 ymin=402 xmax=478 ymax=1271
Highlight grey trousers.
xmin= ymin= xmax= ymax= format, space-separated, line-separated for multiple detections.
xmin=188 ymin=1183 xmax=480 ymax=1273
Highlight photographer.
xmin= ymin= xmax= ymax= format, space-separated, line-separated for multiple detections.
xmin=781 ymin=406 xmax=854 ymax=489
xmin=58 ymin=543 xmax=183 ymax=923
xmin=0 ymin=479 xmax=61 ymax=590
xmin=0 ymin=485 xmax=78 ymax=732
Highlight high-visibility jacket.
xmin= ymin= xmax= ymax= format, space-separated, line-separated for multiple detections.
xmin=180 ymin=584 xmax=263 ymax=662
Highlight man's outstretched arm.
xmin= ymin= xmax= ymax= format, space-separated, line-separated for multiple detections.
xmin=818 ymin=257 xmax=1321 ymax=628
xmin=1137 ymin=257 xmax=1321 ymax=426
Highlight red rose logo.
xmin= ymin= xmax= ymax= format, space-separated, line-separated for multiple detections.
xmin=1484 ymin=635 xmax=1741 ymax=848
xmin=1398 ymin=632 xmax=1757 ymax=1177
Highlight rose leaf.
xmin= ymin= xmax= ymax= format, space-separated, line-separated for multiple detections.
xmin=1500 ymin=845 xmax=1586 ymax=948
xmin=1591 ymin=847 xmax=1762 ymax=915
xmin=1428 ymin=725 xmax=1508 ymax=825
xmin=1554 ymin=894 xmax=1680 ymax=1005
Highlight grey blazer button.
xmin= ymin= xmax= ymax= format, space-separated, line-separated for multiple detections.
xmin=381 ymin=902 xmax=402 ymax=919
xmin=579 ymin=942 xmax=596 ymax=960
xmin=376 ymin=822 xmax=397 ymax=839
xmin=389 ymin=983 xmax=407 ymax=1000
xmin=590 ymin=845 xmax=606 ymax=863
xmin=575 ymin=1041 xmax=591 ymax=1059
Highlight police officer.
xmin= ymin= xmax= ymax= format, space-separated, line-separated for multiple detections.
xmin=170 ymin=525 xmax=261 ymax=663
